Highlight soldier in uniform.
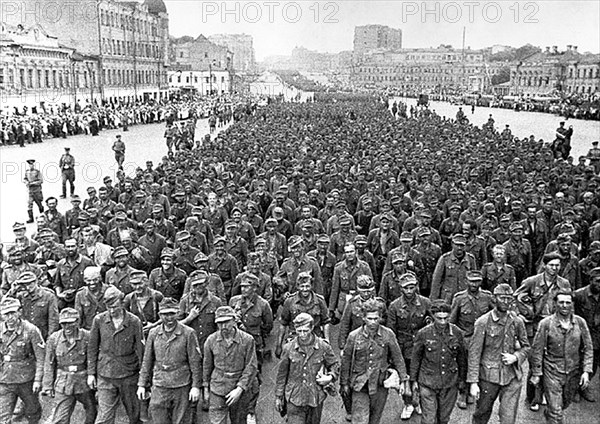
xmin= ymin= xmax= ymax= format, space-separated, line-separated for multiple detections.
xmin=431 ymin=234 xmax=478 ymax=304
xmin=0 ymin=297 xmax=45 ymax=424
xmin=277 ymin=236 xmax=323 ymax=296
xmin=339 ymin=275 xmax=383 ymax=349
xmin=203 ymin=306 xmax=259 ymax=424
xmin=254 ymin=236 xmax=280 ymax=279
xmin=277 ymin=272 xmax=330 ymax=358
xmin=173 ymin=230 xmax=200 ymax=276
xmin=74 ymin=267 xmax=107 ymax=330
xmin=42 ymin=308 xmax=97 ymax=424
xmin=34 ymin=228 xmax=66 ymax=268
xmin=232 ymin=252 xmax=273 ymax=303
xmin=450 ymin=270 xmax=495 ymax=409
xmin=307 ymin=234 xmax=336 ymax=304
xmin=481 ymin=244 xmax=517 ymax=293
xmin=208 ymin=236 xmax=240 ymax=301
xmin=229 ymin=273 xmax=273 ymax=423
xmin=59 ymin=147 xmax=76 ymax=199
xmin=105 ymin=246 xmax=138 ymax=295
xmin=411 ymin=300 xmax=467 ymax=424
xmin=44 ymin=197 xmax=67 ymax=243
xmin=379 ymin=251 xmax=417 ymax=305
xmin=340 ymin=298 xmax=407 ymax=424
xmin=329 ymin=243 xmax=373 ymax=323
xmin=468 ymin=284 xmax=530 ymax=424
xmin=137 ymin=298 xmax=201 ymax=424
xmin=189 ymin=254 xmax=226 ymax=302
xmin=54 ymin=238 xmax=93 ymax=309
xmin=124 ymin=270 xmax=164 ymax=338
xmin=149 ymin=248 xmax=187 ymax=301
xmin=88 ymin=286 xmax=144 ymax=424
xmin=330 ymin=216 xmax=358 ymax=262
xmin=387 ymin=271 xmax=431 ymax=420
xmin=9 ymin=271 xmax=59 ymax=341
xmin=502 ymin=222 xmax=533 ymax=287
xmin=13 ymin=221 xmax=40 ymax=263
xmin=111 ymin=134 xmax=125 ymax=169
xmin=1 ymin=246 xmax=41 ymax=295
xmin=275 ymin=313 xmax=339 ymax=424
xmin=24 ymin=159 xmax=44 ymax=223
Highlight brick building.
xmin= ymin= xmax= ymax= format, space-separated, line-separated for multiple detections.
xmin=353 ymin=25 xmax=402 ymax=54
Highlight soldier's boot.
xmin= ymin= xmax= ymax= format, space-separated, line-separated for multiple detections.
xmin=457 ymin=392 xmax=467 ymax=409
xmin=27 ymin=210 xmax=34 ymax=223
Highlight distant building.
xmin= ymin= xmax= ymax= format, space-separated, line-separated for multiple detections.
xmin=208 ymin=34 xmax=255 ymax=72
xmin=167 ymin=66 xmax=230 ymax=95
xmin=1 ymin=0 xmax=171 ymax=104
xmin=353 ymin=25 xmax=402 ymax=54
xmin=1 ymin=22 xmax=99 ymax=111
xmin=510 ymin=45 xmax=599 ymax=97
xmin=171 ymin=35 xmax=233 ymax=71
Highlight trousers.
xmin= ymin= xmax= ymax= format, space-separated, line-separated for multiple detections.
xmin=543 ymin=369 xmax=580 ymax=424
xmin=287 ymin=402 xmax=324 ymax=424
xmin=350 ymin=384 xmax=388 ymax=424
xmin=472 ymin=378 xmax=522 ymax=424
xmin=419 ymin=384 xmax=458 ymax=424
xmin=0 ymin=381 xmax=41 ymax=424
xmin=96 ymin=375 xmax=140 ymax=424
xmin=49 ymin=390 xmax=97 ymax=424
xmin=149 ymin=385 xmax=191 ymax=424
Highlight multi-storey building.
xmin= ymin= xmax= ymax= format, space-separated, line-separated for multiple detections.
xmin=208 ymin=33 xmax=255 ymax=72
xmin=2 ymin=0 xmax=170 ymax=105
xmin=167 ymin=65 xmax=231 ymax=95
xmin=353 ymin=25 xmax=402 ymax=54
xmin=171 ymin=35 xmax=233 ymax=72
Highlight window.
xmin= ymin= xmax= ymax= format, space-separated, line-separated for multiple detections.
xmin=37 ymin=70 xmax=42 ymax=88
xmin=0 ymin=68 xmax=4 ymax=86
xmin=27 ymin=69 xmax=33 ymax=88
xmin=194 ymin=76 xmax=198 ymax=83
xmin=177 ymin=75 xmax=181 ymax=83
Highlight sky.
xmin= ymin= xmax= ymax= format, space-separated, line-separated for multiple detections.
xmin=165 ymin=0 xmax=600 ymax=60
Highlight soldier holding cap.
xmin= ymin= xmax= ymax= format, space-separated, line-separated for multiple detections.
xmin=203 ymin=305 xmax=259 ymax=424
xmin=75 ymin=266 xmax=107 ymax=330
xmin=149 ymin=247 xmax=187 ymax=301
xmin=42 ymin=308 xmax=97 ymax=424
xmin=179 ymin=270 xmax=223 ymax=349
xmin=275 ymin=313 xmax=339 ymax=424
xmin=23 ymin=158 xmax=44 ymax=224
xmin=387 ymin=271 xmax=431 ymax=419
xmin=431 ymin=234 xmax=478 ymax=304
xmin=450 ymin=270 xmax=495 ymax=409
xmin=0 ymin=296 xmax=45 ymax=424
xmin=137 ymin=298 xmax=201 ymax=424
xmin=468 ymin=284 xmax=530 ymax=424
xmin=88 ymin=285 xmax=144 ymax=424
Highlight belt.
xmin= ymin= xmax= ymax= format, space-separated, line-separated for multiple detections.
xmin=3 ymin=355 xmax=31 ymax=362
xmin=58 ymin=364 xmax=87 ymax=373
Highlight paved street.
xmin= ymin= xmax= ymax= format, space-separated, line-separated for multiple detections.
xmin=2 ymin=110 xmax=599 ymax=424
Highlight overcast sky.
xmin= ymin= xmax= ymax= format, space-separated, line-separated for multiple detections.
xmin=165 ymin=0 xmax=600 ymax=60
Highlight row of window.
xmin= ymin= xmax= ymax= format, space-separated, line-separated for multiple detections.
xmin=404 ymin=54 xmax=483 ymax=61
xmin=103 ymin=68 xmax=165 ymax=86
xmin=357 ymin=75 xmax=465 ymax=82
xmin=0 ymin=67 xmax=94 ymax=89
xmin=101 ymin=38 xmax=162 ymax=59
xmin=169 ymin=75 xmax=226 ymax=84
xmin=569 ymin=68 xmax=600 ymax=78
xmin=358 ymin=67 xmax=480 ymax=74
xmin=100 ymin=8 xmax=159 ymax=37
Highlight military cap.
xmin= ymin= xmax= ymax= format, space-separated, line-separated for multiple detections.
xmin=103 ymin=286 xmax=124 ymax=306
xmin=213 ymin=236 xmax=226 ymax=246
xmin=246 ymin=201 xmax=258 ymax=210
xmin=354 ymin=235 xmax=368 ymax=245
xmin=159 ymin=298 xmax=179 ymax=314
xmin=86 ymin=186 xmax=96 ymax=194
xmin=493 ymin=283 xmax=514 ymax=295
xmin=449 ymin=204 xmax=462 ymax=212
xmin=38 ymin=228 xmax=54 ymax=238
xmin=7 ymin=245 xmax=25 ymax=255
xmin=240 ymin=273 xmax=259 ymax=287
xmin=317 ymin=234 xmax=330 ymax=244
xmin=556 ymin=233 xmax=572 ymax=243
xmin=17 ymin=271 xmax=37 ymax=285
xmin=379 ymin=213 xmax=392 ymax=223
xmin=357 ymin=275 xmax=375 ymax=289
xmin=265 ymin=217 xmax=277 ymax=226
xmin=103 ymin=176 xmax=112 ymax=183
xmin=113 ymin=246 xmax=128 ymax=258
xmin=12 ymin=222 xmax=26 ymax=231
xmin=542 ymin=251 xmax=563 ymax=264
xmin=0 ymin=297 xmax=21 ymax=314
xmin=288 ymin=236 xmax=304 ymax=248
xmin=193 ymin=252 xmax=209 ymax=263
xmin=143 ymin=218 xmax=155 ymax=227
xmin=174 ymin=190 xmax=185 ymax=197
xmin=160 ymin=247 xmax=174 ymax=259
xmin=400 ymin=231 xmax=413 ymax=242
xmin=563 ymin=209 xmax=575 ymax=216
xmin=83 ymin=267 xmax=101 ymax=280
xmin=298 ymin=271 xmax=312 ymax=281
xmin=191 ymin=206 xmax=203 ymax=215
xmin=452 ymin=234 xmax=466 ymax=245
xmin=380 ymin=199 xmax=391 ymax=207
xmin=214 ymin=306 xmax=237 ymax=323
xmin=151 ymin=204 xmax=164 ymax=213
xmin=509 ymin=222 xmax=524 ymax=231
xmin=391 ymin=251 xmax=407 ymax=263
xmin=230 ymin=207 xmax=243 ymax=215
xmin=189 ymin=270 xmax=208 ymax=285
xmin=430 ymin=300 xmax=451 ymax=315
xmin=247 ymin=252 xmax=260 ymax=263
xmin=589 ymin=267 xmax=600 ymax=279
xmin=362 ymin=197 xmax=373 ymax=205
xmin=417 ymin=226 xmax=431 ymax=237
xmin=71 ymin=195 xmax=82 ymax=203
xmin=390 ymin=196 xmax=401 ymax=205
xmin=135 ymin=190 xmax=147 ymax=198
xmin=301 ymin=220 xmax=314 ymax=229
xmin=499 ymin=213 xmax=511 ymax=222
xmin=59 ymin=308 xmax=80 ymax=324
xmin=176 ymin=230 xmax=191 ymax=241
xmin=225 ymin=220 xmax=238 ymax=229
xmin=254 ymin=236 xmax=267 ymax=246
xmin=511 ymin=200 xmax=522 ymax=206
xmin=77 ymin=211 xmax=90 ymax=222
xmin=420 ymin=210 xmax=432 ymax=219
xmin=293 ymin=312 xmax=314 ymax=328
xmin=484 ymin=203 xmax=496 ymax=213
xmin=272 ymin=207 xmax=284 ymax=216
xmin=339 ymin=216 xmax=352 ymax=226
xmin=399 ymin=272 xmax=418 ymax=287
xmin=449 ymin=188 xmax=460 ymax=195
xmin=115 ymin=211 xmax=127 ymax=220
xmin=466 ymin=270 xmax=483 ymax=281
xmin=590 ymin=241 xmax=600 ymax=254
xmin=129 ymin=270 xmax=148 ymax=282
xmin=26 ymin=159 xmax=35 ymax=164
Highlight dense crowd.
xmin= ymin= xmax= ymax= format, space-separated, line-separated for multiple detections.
xmin=1 ymin=93 xmax=599 ymax=424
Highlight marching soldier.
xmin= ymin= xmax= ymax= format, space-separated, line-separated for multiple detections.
xmin=54 ymin=238 xmax=93 ymax=309
xmin=74 ymin=267 xmax=107 ymax=330
xmin=0 ymin=296 xmax=45 ymax=424
xmin=339 ymin=275 xmax=383 ymax=349
xmin=149 ymin=247 xmax=187 ymax=301
xmin=42 ymin=308 xmax=97 ymax=424
xmin=431 ymin=234 xmax=478 ymax=304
